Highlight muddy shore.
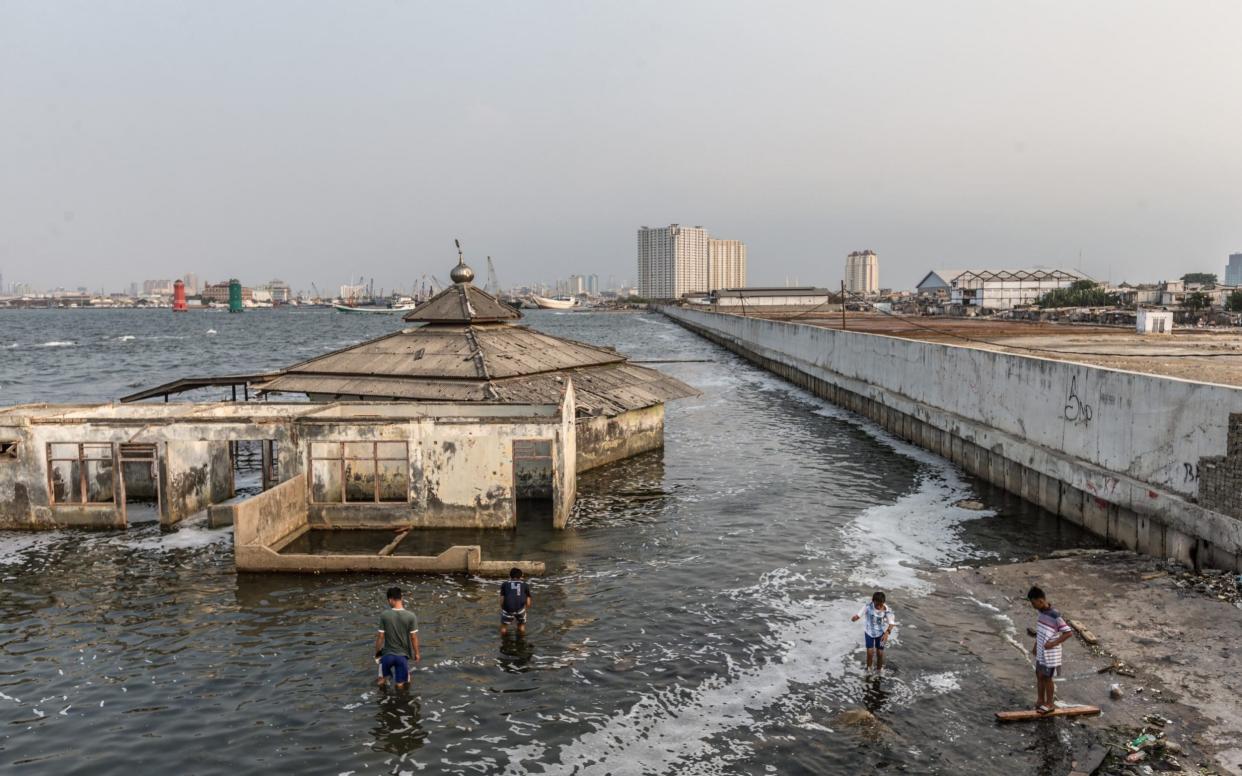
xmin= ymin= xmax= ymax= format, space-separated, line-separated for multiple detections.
xmin=929 ymin=551 xmax=1242 ymax=774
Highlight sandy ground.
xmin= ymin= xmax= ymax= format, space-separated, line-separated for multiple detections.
xmin=931 ymin=551 xmax=1242 ymax=774
xmin=762 ymin=312 xmax=1242 ymax=387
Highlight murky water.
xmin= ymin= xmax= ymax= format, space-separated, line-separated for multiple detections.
xmin=0 ymin=308 xmax=1104 ymax=774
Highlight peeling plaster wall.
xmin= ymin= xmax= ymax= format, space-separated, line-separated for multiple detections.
xmin=162 ymin=440 xmax=232 ymax=526
xmin=0 ymin=406 xmax=573 ymax=532
xmin=575 ymin=405 xmax=665 ymax=472
xmin=663 ymin=307 xmax=1242 ymax=571
xmin=232 ymin=474 xmax=308 ymax=548
xmin=0 ymin=424 xmax=53 ymax=528
xmin=554 ymin=382 xmax=577 ymax=529
xmin=0 ymin=417 xmax=294 ymax=530
xmin=300 ymin=418 xmax=561 ymax=530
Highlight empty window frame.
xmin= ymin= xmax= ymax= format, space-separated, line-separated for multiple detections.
xmin=47 ymin=443 xmax=115 ymax=505
xmin=309 ymin=441 xmax=408 ymax=504
xmin=0 ymin=440 xmax=18 ymax=461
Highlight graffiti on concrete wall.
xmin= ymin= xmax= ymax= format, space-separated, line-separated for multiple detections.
xmin=1183 ymin=462 xmax=1199 ymax=483
xmin=1063 ymin=375 xmax=1094 ymax=427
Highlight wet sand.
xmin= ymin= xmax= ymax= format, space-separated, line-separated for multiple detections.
xmin=931 ymin=551 xmax=1242 ymax=774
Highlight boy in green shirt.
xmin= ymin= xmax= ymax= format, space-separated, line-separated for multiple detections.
xmin=374 ymin=586 xmax=421 ymax=690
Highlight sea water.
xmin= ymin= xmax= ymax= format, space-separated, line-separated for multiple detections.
xmin=0 ymin=308 xmax=1103 ymax=774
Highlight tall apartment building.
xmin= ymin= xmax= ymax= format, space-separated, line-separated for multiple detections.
xmin=844 ymin=250 xmax=879 ymax=295
xmin=1228 ymin=253 xmax=1242 ymax=286
xmin=638 ymin=225 xmax=710 ymax=299
xmin=183 ymin=273 xmax=201 ymax=295
xmin=708 ymin=239 xmax=747 ymax=291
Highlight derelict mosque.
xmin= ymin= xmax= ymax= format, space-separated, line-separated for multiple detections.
xmin=0 ymin=254 xmax=696 ymax=569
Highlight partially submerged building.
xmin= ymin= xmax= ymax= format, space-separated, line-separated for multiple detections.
xmin=0 ymin=397 xmax=573 ymax=573
xmin=0 ymin=256 xmax=695 ymax=562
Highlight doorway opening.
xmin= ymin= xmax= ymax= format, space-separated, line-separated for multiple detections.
xmin=512 ymin=439 xmax=554 ymax=525
xmin=119 ymin=443 xmax=160 ymax=525
xmin=231 ymin=440 xmax=277 ymax=499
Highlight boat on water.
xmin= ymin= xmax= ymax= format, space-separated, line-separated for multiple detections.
xmin=531 ymin=295 xmax=578 ymax=310
xmin=331 ymin=302 xmax=419 ymax=314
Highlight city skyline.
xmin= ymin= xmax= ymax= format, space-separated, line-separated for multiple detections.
xmin=3 ymin=3 xmax=1241 ymax=293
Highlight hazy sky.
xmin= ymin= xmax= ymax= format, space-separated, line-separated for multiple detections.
xmin=3 ymin=1 xmax=1241 ymax=294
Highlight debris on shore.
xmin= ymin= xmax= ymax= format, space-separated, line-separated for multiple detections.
xmin=1087 ymin=720 xmax=1221 ymax=776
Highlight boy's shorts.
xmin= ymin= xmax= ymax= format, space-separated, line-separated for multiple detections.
xmin=865 ymin=634 xmax=886 ymax=650
xmin=380 ymin=654 xmax=410 ymax=684
xmin=1035 ymin=662 xmax=1058 ymax=678
xmin=501 ymin=608 xmax=527 ymax=625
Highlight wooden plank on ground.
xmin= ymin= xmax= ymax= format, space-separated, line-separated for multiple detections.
xmin=995 ymin=705 xmax=1101 ymax=723
xmin=1067 ymin=618 xmax=1099 ymax=645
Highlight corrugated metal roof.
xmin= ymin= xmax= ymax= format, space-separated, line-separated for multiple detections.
xmin=279 ymin=324 xmax=626 ymax=381
xmin=255 ymin=362 xmax=697 ymax=414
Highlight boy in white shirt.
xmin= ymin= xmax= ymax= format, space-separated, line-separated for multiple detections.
xmin=851 ymin=591 xmax=895 ymax=672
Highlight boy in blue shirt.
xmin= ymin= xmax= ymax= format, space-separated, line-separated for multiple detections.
xmin=500 ymin=567 xmax=533 ymax=639
xmin=851 ymin=591 xmax=895 ymax=672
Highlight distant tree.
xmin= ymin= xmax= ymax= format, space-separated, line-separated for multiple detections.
xmin=1181 ymin=272 xmax=1218 ymax=286
xmin=1183 ymin=291 xmax=1212 ymax=312
xmin=1036 ymin=280 xmax=1119 ymax=308
xmin=1227 ymin=290 xmax=1242 ymax=313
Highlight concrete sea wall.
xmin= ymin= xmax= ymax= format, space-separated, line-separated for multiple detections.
xmin=662 ymin=307 xmax=1242 ymax=572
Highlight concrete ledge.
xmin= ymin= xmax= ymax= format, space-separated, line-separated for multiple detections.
xmin=236 ymin=543 xmax=545 ymax=576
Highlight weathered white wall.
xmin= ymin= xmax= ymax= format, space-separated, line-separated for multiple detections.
xmin=663 ymin=307 xmax=1242 ymax=569
xmin=667 ymin=307 xmax=1242 ymax=498
xmin=554 ymin=380 xmax=577 ymax=529
xmin=233 ymin=473 xmax=308 ymax=547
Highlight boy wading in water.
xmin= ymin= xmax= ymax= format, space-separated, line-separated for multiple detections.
xmin=500 ymin=567 xmax=532 ymax=639
xmin=1027 ymin=585 xmax=1073 ymax=714
xmin=852 ymin=591 xmax=895 ymax=672
xmin=375 ymin=586 xmax=421 ymax=690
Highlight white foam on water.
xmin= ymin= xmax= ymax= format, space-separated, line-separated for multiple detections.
xmin=36 ymin=341 xmax=76 ymax=348
xmin=805 ymin=406 xmax=996 ymax=591
xmin=115 ymin=335 xmax=136 ymax=342
xmin=912 ymin=671 xmax=961 ymax=694
xmin=493 ymin=366 xmax=999 ymax=775
xmin=503 ymin=595 xmax=859 ymax=776
xmin=0 ymin=532 xmax=63 ymax=566
xmin=205 ymin=329 xmax=217 ymax=335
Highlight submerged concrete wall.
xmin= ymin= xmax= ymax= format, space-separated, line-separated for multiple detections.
xmin=576 ymin=404 xmax=665 ymax=472
xmin=231 ymin=473 xmax=308 ymax=548
xmin=662 ymin=307 xmax=1242 ymax=572
xmin=554 ymin=381 xmax=578 ymax=529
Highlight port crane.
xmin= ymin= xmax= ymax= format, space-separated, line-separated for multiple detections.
xmin=484 ymin=256 xmax=501 ymax=295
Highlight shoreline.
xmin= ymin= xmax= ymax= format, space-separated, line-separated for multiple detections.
xmin=928 ymin=551 xmax=1242 ymax=774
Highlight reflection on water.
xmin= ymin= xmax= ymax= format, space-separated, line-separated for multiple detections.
xmin=0 ymin=309 xmax=1108 ymax=775
xmin=498 ymin=638 xmax=537 ymax=673
xmin=370 ymin=693 xmax=428 ymax=759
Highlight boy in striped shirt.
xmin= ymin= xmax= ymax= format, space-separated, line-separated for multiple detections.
xmin=1027 ymin=585 xmax=1074 ymax=714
